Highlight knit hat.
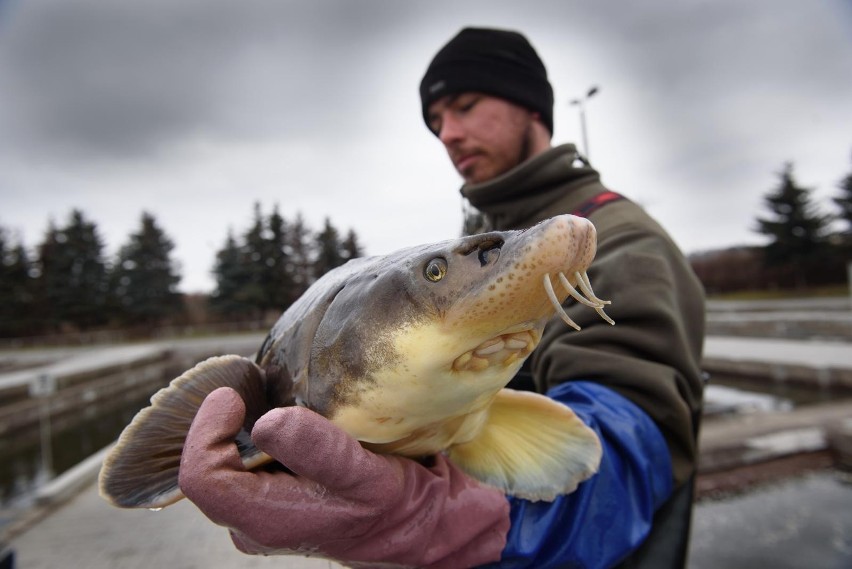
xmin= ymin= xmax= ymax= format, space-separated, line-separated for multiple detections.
xmin=419 ymin=27 xmax=554 ymax=135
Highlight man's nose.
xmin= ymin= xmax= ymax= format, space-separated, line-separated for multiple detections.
xmin=438 ymin=114 xmax=465 ymax=145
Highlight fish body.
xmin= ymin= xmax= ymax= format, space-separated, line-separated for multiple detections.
xmin=100 ymin=214 xmax=610 ymax=509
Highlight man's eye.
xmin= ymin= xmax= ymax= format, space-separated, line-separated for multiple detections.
xmin=459 ymin=98 xmax=479 ymax=112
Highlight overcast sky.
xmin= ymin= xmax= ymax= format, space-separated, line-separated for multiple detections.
xmin=2 ymin=0 xmax=851 ymax=293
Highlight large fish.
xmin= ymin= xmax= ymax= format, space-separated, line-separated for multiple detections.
xmin=100 ymin=214 xmax=613 ymax=509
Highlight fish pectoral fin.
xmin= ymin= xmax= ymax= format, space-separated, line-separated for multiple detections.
xmin=98 ymin=355 xmax=276 ymax=509
xmin=446 ymin=388 xmax=602 ymax=502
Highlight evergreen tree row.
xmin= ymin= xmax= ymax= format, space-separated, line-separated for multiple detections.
xmin=0 ymin=204 xmax=363 ymax=339
xmin=752 ymin=159 xmax=852 ymax=288
xmin=2 ymin=155 xmax=850 ymax=339
xmin=693 ymin=155 xmax=852 ymax=293
xmin=209 ymin=203 xmax=362 ymax=322
xmin=0 ymin=210 xmax=181 ymax=338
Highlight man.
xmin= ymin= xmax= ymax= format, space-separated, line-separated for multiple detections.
xmin=178 ymin=27 xmax=705 ymax=568
xmin=419 ymin=28 xmax=706 ymax=567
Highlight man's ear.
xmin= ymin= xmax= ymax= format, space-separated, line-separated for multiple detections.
xmin=528 ymin=116 xmax=554 ymax=144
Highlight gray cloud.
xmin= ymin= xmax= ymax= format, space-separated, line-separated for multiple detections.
xmin=0 ymin=0 xmax=418 ymax=159
xmin=1 ymin=0 xmax=850 ymax=291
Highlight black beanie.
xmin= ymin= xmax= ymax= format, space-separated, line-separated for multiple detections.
xmin=420 ymin=27 xmax=554 ymax=135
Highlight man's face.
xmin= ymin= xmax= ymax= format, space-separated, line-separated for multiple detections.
xmin=427 ymin=93 xmax=537 ymax=185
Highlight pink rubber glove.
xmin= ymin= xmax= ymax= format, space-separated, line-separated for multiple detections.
xmin=179 ymin=387 xmax=510 ymax=568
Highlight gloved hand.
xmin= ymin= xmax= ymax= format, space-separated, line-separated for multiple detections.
xmin=179 ymin=387 xmax=510 ymax=568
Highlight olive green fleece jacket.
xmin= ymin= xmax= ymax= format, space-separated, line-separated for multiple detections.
xmin=461 ymin=144 xmax=706 ymax=487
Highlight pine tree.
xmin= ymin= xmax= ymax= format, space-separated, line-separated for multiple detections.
xmin=34 ymin=221 xmax=62 ymax=330
xmin=210 ymin=207 xmax=358 ymax=320
xmin=212 ymin=203 xmax=290 ymax=321
xmin=211 ymin=229 xmax=250 ymax=318
xmin=238 ymin=203 xmax=273 ymax=318
xmin=263 ymin=206 xmax=294 ymax=309
xmin=754 ymin=163 xmax=832 ymax=286
xmin=341 ymin=229 xmax=364 ymax=262
xmin=313 ymin=218 xmax=345 ymax=279
xmin=0 ymin=229 xmax=36 ymax=337
xmin=37 ymin=210 xmax=109 ymax=330
xmin=834 ymin=153 xmax=852 ymax=235
xmin=110 ymin=212 xmax=182 ymax=327
xmin=287 ymin=212 xmax=314 ymax=299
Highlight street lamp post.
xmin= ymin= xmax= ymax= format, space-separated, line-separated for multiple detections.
xmin=570 ymin=86 xmax=599 ymax=160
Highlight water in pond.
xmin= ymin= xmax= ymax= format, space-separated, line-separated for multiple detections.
xmin=0 ymin=390 xmax=155 ymax=509
xmin=705 ymin=373 xmax=845 ymax=418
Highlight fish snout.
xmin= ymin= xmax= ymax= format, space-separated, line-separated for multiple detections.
xmin=535 ymin=216 xmax=613 ymax=331
xmin=444 ymin=214 xmax=611 ymax=339
xmin=535 ymin=214 xmax=598 ymax=275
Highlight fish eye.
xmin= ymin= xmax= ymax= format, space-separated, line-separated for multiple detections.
xmin=424 ymin=257 xmax=448 ymax=282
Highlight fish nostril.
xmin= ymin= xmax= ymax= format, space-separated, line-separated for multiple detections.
xmin=477 ymin=239 xmax=503 ymax=267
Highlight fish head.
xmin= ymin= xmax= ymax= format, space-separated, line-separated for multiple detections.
xmin=305 ymin=214 xmax=608 ymax=446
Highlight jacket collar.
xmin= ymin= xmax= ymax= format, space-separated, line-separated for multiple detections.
xmin=460 ymin=144 xmax=602 ymax=230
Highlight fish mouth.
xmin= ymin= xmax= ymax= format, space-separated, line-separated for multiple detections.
xmin=450 ymin=269 xmax=613 ymax=374
xmin=452 ymin=329 xmax=540 ymax=372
